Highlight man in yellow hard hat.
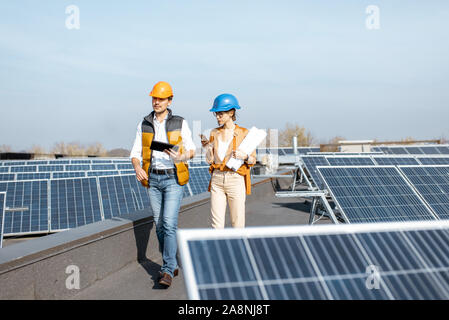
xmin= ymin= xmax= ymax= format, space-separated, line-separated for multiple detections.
xmin=130 ymin=81 xmax=196 ymax=287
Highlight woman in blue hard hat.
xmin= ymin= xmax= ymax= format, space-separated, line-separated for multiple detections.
xmin=200 ymin=94 xmax=257 ymax=228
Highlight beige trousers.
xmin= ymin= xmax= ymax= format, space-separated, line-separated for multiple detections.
xmin=210 ymin=170 xmax=246 ymax=228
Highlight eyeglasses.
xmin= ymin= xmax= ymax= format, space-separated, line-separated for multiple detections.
xmin=213 ymin=112 xmax=228 ymax=118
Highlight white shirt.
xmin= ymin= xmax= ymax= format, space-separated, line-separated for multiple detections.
xmin=217 ymin=136 xmax=233 ymax=161
xmin=130 ymin=114 xmax=196 ymax=169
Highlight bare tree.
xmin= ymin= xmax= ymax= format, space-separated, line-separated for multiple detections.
xmin=278 ymin=123 xmax=315 ymax=147
xmin=0 ymin=144 xmax=12 ymax=152
xmin=86 ymin=142 xmax=107 ymax=157
xmin=29 ymin=145 xmax=47 ymax=155
xmin=51 ymin=142 xmax=67 ymax=155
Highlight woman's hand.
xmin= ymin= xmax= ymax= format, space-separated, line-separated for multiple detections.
xmin=200 ymin=134 xmax=211 ymax=148
xmin=233 ymin=149 xmax=248 ymax=160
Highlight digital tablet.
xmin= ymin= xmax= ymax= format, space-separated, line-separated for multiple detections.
xmin=150 ymin=140 xmax=179 ymax=152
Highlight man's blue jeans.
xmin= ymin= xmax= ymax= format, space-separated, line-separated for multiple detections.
xmin=148 ymin=171 xmax=184 ymax=278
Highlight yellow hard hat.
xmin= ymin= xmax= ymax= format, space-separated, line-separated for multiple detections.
xmin=149 ymin=81 xmax=173 ymax=99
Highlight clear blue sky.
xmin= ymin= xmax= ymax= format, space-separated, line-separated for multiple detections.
xmin=1 ymin=0 xmax=449 ymax=151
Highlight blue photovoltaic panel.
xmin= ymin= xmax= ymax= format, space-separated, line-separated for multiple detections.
xmin=87 ymin=170 xmax=119 ymax=177
xmin=17 ymin=173 xmax=51 ymax=181
xmin=39 ymin=165 xmax=64 ymax=172
xmin=389 ymin=147 xmax=409 ymax=155
xmin=120 ymin=170 xmax=135 ymax=175
xmin=92 ymin=159 xmax=112 ymax=164
xmin=112 ymin=159 xmax=131 ymax=163
xmin=373 ymin=157 xmax=420 ymax=166
xmin=0 ymin=192 xmax=5 ymax=248
xmin=117 ymin=164 xmax=133 ymax=170
xmin=0 ymin=180 xmax=49 ymax=235
xmin=0 ymin=167 xmax=9 ymax=173
xmin=2 ymin=161 xmax=26 ymax=166
xmin=326 ymin=157 xmax=375 ymax=166
xmin=0 ymin=174 xmax=15 ymax=181
xmin=10 ymin=166 xmax=37 ymax=173
xmin=404 ymin=147 xmax=424 ymax=155
xmin=417 ymin=157 xmax=449 ymax=165
xmin=65 ymin=164 xmax=90 ymax=171
xmin=300 ymin=156 xmax=330 ymax=189
xmin=25 ymin=161 xmax=48 ymax=165
xmin=70 ymin=159 xmax=91 ymax=164
xmin=49 ymin=160 xmax=70 ymax=165
xmin=436 ymin=146 xmax=449 ymax=154
xmin=419 ymin=146 xmax=442 ymax=154
xmin=52 ymin=172 xmax=86 ymax=179
xmin=180 ymin=222 xmax=449 ymax=300
xmin=91 ymin=164 xmax=116 ymax=170
xmin=99 ymin=175 xmax=151 ymax=219
xmin=189 ymin=167 xmax=211 ymax=195
xmin=50 ymin=177 xmax=102 ymax=231
xmin=399 ymin=166 xmax=449 ymax=220
xmin=317 ymin=166 xmax=437 ymax=223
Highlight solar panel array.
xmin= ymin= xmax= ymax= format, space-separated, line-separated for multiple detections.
xmin=317 ymin=166 xmax=437 ymax=224
xmin=398 ymin=166 xmax=449 ymax=220
xmin=299 ymin=155 xmax=449 ymax=190
xmin=178 ymin=221 xmax=449 ymax=300
xmin=371 ymin=145 xmax=449 ymax=155
xmin=0 ymin=158 xmax=213 ymax=237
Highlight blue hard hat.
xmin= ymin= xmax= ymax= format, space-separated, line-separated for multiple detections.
xmin=209 ymin=93 xmax=241 ymax=112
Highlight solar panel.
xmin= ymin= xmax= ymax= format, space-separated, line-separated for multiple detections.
xmin=419 ymin=146 xmax=442 ymax=155
xmin=0 ymin=174 xmax=15 ymax=181
xmin=2 ymin=161 xmax=26 ymax=166
xmin=189 ymin=167 xmax=211 ymax=195
xmin=99 ymin=174 xmax=150 ymax=220
xmin=87 ymin=170 xmax=119 ymax=177
xmin=52 ymin=172 xmax=86 ymax=179
xmin=70 ymin=159 xmax=91 ymax=164
xmin=92 ymin=159 xmax=112 ymax=164
xmin=326 ymin=157 xmax=375 ymax=166
xmin=178 ymin=221 xmax=449 ymax=300
xmin=119 ymin=170 xmax=135 ymax=175
xmin=0 ymin=167 xmax=9 ymax=173
xmin=403 ymin=147 xmax=424 ymax=155
xmin=398 ymin=165 xmax=449 ymax=220
xmin=389 ymin=147 xmax=409 ymax=155
xmin=50 ymin=177 xmax=102 ymax=231
xmin=117 ymin=164 xmax=133 ymax=170
xmin=65 ymin=164 xmax=90 ymax=171
xmin=0 ymin=180 xmax=49 ymax=235
xmin=10 ymin=165 xmax=37 ymax=173
xmin=49 ymin=160 xmax=70 ymax=165
xmin=0 ymin=192 xmax=5 ymax=248
xmin=436 ymin=146 xmax=449 ymax=155
xmin=300 ymin=156 xmax=330 ymax=189
xmin=91 ymin=164 xmax=116 ymax=170
xmin=417 ymin=157 xmax=449 ymax=165
xmin=373 ymin=157 xmax=420 ymax=166
xmin=17 ymin=173 xmax=51 ymax=181
xmin=317 ymin=166 xmax=437 ymax=223
xmin=38 ymin=165 xmax=64 ymax=172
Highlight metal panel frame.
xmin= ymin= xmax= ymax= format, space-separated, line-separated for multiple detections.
xmin=397 ymin=165 xmax=449 ymax=220
xmin=0 ymin=192 xmax=6 ymax=248
xmin=177 ymin=219 xmax=449 ymax=300
xmin=316 ymin=165 xmax=439 ymax=224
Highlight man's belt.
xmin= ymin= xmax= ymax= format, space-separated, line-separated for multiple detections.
xmin=150 ymin=168 xmax=175 ymax=175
